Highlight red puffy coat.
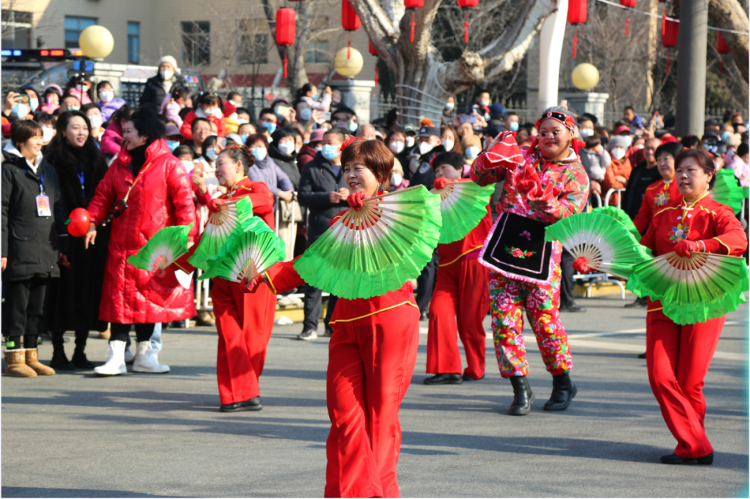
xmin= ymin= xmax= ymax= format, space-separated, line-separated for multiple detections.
xmin=87 ymin=139 xmax=198 ymax=324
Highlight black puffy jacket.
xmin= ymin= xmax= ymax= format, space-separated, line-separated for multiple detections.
xmin=297 ymin=152 xmax=348 ymax=244
xmin=139 ymin=74 xmax=185 ymax=112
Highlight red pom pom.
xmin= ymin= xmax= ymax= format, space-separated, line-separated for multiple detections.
xmin=564 ymin=116 xmax=575 ymax=128
xmin=67 ymin=208 xmax=90 ymax=237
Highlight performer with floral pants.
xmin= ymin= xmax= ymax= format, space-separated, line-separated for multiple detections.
xmin=470 ymin=106 xmax=589 ymax=416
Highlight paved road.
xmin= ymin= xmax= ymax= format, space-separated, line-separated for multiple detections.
xmin=2 ymin=293 xmax=748 ymax=497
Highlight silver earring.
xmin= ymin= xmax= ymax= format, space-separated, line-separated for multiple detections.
xmin=378 ymin=182 xmax=383 ymax=192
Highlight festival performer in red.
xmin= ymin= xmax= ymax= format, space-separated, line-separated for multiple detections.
xmin=424 ymin=152 xmax=491 ymax=385
xmin=248 ymin=139 xmax=421 ymax=498
xmin=635 ymin=150 xmax=746 ymax=464
xmin=470 ymin=106 xmax=589 ymax=416
xmin=174 ymin=145 xmax=276 ymax=412
xmin=632 ymin=142 xmax=684 ymax=235
xmin=85 ymin=108 xmax=197 ymax=376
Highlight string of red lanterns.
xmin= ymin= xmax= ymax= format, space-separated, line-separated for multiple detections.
xmin=342 ymin=0 xmax=361 ymax=59
xmin=275 ymin=8 xmax=296 ymax=78
xmin=567 ymin=0 xmax=587 ymax=58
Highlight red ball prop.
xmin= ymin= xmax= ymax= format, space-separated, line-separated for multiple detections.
xmin=67 ymin=208 xmax=91 ymax=237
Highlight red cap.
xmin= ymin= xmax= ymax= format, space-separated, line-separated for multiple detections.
xmin=223 ymin=102 xmax=237 ymax=117
xmin=614 ymin=125 xmax=631 ymax=135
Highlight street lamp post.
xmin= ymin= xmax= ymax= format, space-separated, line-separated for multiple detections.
xmin=675 ymin=0 xmax=708 ymax=137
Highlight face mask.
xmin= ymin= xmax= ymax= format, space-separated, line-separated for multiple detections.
xmin=443 ymin=139 xmax=454 ymax=151
xmin=229 ymin=100 xmax=240 ymax=106
xmin=405 ymin=136 xmax=415 ymax=148
xmin=445 ymin=102 xmax=454 ymax=111
xmin=480 ymin=99 xmax=490 ymax=107
xmin=251 ymin=147 xmax=267 ymax=161
xmin=66 ymin=105 xmax=80 ymax=112
xmin=278 ymin=142 xmax=295 ymax=155
xmin=419 ymin=141 xmax=433 ymax=155
xmin=203 ymin=107 xmax=222 ymax=118
xmin=579 ymin=128 xmax=594 ymax=138
xmin=322 ymin=144 xmax=339 ymax=161
xmin=295 ymin=145 xmax=301 ymax=154
xmin=389 ymin=141 xmax=404 ymax=154
xmin=29 ymin=98 xmax=38 ymax=112
xmin=391 ymin=173 xmax=403 ymax=186
xmin=510 ymin=122 xmax=519 ymax=132
xmin=299 ymin=108 xmax=312 ymax=121
xmin=622 ymin=135 xmax=633 ymax=147
xmin=348 ymin=121 xmax=358 ymax=133
xmin=332 ymin=98 xmax=341 ymax=106
xmin=88 ymin=115 xmax=103 ymax=130
xmin=634 ymin=144 xmax=644 ymax=150
xmin=99 ymin=91 xmax=114 ymax=103
xmin=722 ymin=131 xmax=732 ymax=143
xmin=206 ymin=149 xmax=218 ymax=162
xmin=160 ymin=70 xmax=174 ymax=80
xmin=239 ymin=134 xmax=249 ymax=145
xmin=12 ymin=104 xmax=29 ymax=119
xmin=261 ymin=122 xmax=276 ymax=134
xmin=237 ymin=119 xmax=249 ymax=125
xmin=315 ymin=145 xmax=323 ymax=152
xmin=181 ymin=160 xmax=195 ymax=173
xmin=166 ymin=140 xmax=180 ymax=152
xmin=465 ymin=146 xmax=480 ymax=159
xmin=610 ymin=148 xmax=626 ymax=160
xmin=42 ymin=127 xmax=54 ymax=143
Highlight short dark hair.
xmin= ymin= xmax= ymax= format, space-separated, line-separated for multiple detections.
xmin=235 ymin=107 xmax=251 ymax=118
xmin=10 ymin=119 xmax=42 ymax=146
xmin=245 ymin=133 xmax=268 ymax=148
xmin=227 ymin=91 xmax=242 ymax=102
xmin=341 ymin=139 xmax=394 ymax=186
xmin=95 ymin=80 xmax=113 ymax=94
xmin=191 ymin=117 xmax=211 ymax=131
xmin=431 ymin=152 xmax=464 ymax=172
xmin=271 ymin=127 xmax=296 ymax=144
xmin=737 ymin=142 xmax=749 ymax=157
xmin=624 ymin=105 xmax=634 ymax=112
xmin=80 ymin=103 xmax=99 ymax=114
xmin=111 ymin=104 xmax=133 ymax=125
xmin=324 ymin=128 xmax=348 ymax=143
xmin=171 ymin=86 xmax=190 ymax=102
xmin=258 ymin=108 xmax=275 ymax=120
xmin=585 ymin=136 xmax=601 ymax=148
xmin=198 ymin=93 xmax=220 ymax=107
xmin=173 ymin=145 xmax=194 ymax=159
xmin=33 ymin=112 xmax=55 ymax=127
xmin=655 ymin=142 xmax=684 ymax=161
xmin=128 ymin=107 xmax=165 ymax=142
xmin=675 ymin=149 xmax=716 ymax=186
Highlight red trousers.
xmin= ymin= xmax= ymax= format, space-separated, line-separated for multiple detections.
xmin=212 ymin=278 xmax=276 ymax=405
xmin=426 ymin=258 xmax=490 ymax=379
xmin=646 ymin=308 xmax=724 ymax=458
xmin=325 ymin=308 xmax=420 ymax=498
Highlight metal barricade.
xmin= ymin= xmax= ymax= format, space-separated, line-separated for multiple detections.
xmin=603 ymin=188 xmax=626 ymax=209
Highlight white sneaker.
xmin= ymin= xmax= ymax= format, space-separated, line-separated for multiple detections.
xmin=132 ymin=341 xmax=170 ymax=373
xmin=93 ymin=341 xmax=127 ymax=376
xmin=297 ymin=329 xmax=318 ymax=341
xmin=124 ymin=346 xmax=135 ymax=364
xmin=277 ymin=296 xmax=295 ymax=307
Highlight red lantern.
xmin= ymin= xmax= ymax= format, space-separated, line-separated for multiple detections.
xmin=717 ymin=32 xmax=730 ymax=76
xmin=276 ymin=8 xmax=296 ymax=78
xmin=567 ymin=0 xmax=586 ymax=58
xmin=66 ymin=208 xmax=91 ymax=237
xmin=368 ymin=39 xmax=379 ymax=85
xmin=457 ymin=0 xmax=478 ymax=44
xmin=619 ymin=0 xmax=635 ymax=36
xmin=404 ymin=0 xmax=423 ymax=43
xmin=662 ymin=17 xmax=678 ymax=47
xmin=342 ymin=0 xmax=360 ymax=58
xmin=658 ymin=0 xmax=670 ymax=36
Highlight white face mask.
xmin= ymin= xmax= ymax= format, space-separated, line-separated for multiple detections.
xmin=206 ymin=149 xmax=218 ymax=162
xmin=390 ymin=173 xmax=403 ymax=186
xmin=278 ymin=142 xmax=295 ymax=155
xmin=252 ymin=147 xmax=267 ymax=161
xmin=203 ymin=107 xmax=222 ymax=118
xmin=610 ymin=148 xmax=626 ymax=160
xmin=389 ymin=141 xmax=404 ymax=154
xmin=88 ymin=115 xmax=103 ymax=130
xmin=579 ymin=128 xmax=594 ymax=138
xmin=405 ymin=136 xmax=415 ymax=148
xmin=445 ymin=102 xmax=454 ymax=111
xmin=443 ymin=139 xmax=454 ymax=151
xmin=418 ymin=141 xmax=433 ymax=155
xmin=315 ymin=145 xmax=323 ymax=152
xmin=160 ymin=70 xmax=174 ymax=80
xmin=465 ymin=146 xmax=480 ymax=159
xmin=622 ymin=135 xmax=633 ymax=147
xmin=480 ymin=99 xmax=490 ymax=107
xmin=42 ymin=127 xmax=55 ymax=143
xmin=181 ymin=160 xmax=195 ymax=173
xmin=99 ymin=90 xmax=114 ymax=103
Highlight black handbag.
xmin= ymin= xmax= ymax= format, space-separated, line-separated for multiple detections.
xmin=480 ymin=212 xmax=554 ymax=284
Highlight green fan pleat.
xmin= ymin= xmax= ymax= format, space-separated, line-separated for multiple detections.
xmin=189 ymin=196 xmax=254 ymax=270
xmin=626 ymin=252 xmax=749 ymax=325
xmin=712 ymin=169 xmax=748 ymax=214
xmin=199 ymin=216 xmax=286 ymax=282
xmin=127 ymin=223 xmax=193 ymax=272
xmin=593 ymin=206 xmax=641 ymax=239
xmin=293 ymin=186 xmax=442 ymax=300
xmin=432 ymin=181 xmax=495 ymax=244
xmin=545 ymin=211 xmax=652 ymax=278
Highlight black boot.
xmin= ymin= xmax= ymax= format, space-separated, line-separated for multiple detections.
xmin=660 ymin=453 xmax=713 ymax=465
xmin=71 ymin=330 xmax=94 ymax=368
xmin=220 ymin=396 xmax=263 ymax=412
xmin=508 ymin=376 xmax=534 ymax=415
xmin=50 ymin=330 xmax=74 ymax=370
xmin=543 ymin=373 xmax=577 ymax=411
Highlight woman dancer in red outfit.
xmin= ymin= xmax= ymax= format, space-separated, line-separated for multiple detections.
xmin=175 ymin=145 xmax=276 ymax=412
xmin=639 ymin=150 xmax=747 ymax=464
xmin=248 ymin=139 xmax=420 ymax=497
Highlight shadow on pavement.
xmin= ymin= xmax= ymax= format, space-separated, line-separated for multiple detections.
xmin=2 ymin=487 xmax=175 ymax=498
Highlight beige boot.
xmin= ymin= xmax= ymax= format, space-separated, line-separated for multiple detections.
xmin=4 ymin=349 xmax=37 ymax=377
xmin=25 ymin=349 xmax=55 ymax=375
xmin=196 ymin=311 xmax=215 ymax=326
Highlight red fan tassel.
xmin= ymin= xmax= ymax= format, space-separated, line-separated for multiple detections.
xmin=661 ymin=5 xmax=666 ymax=35
xmin=283 ymin=49 xmax=288 ymax=78
xmin=625 ymin=17 xmax=630 ymax=36
xmin=572 ymin=28 xmax=578 ymax=58
xmin=720 ymin=61 xmax=724 ymax=76
xmin=665 ymin=56 xmax=670 ymax=74
xmin=463 ymin=11 xmax=469 ymax=43
xmin=347 ymin=34 xmax=351 ymax=59
xmin=410 ymin=12 xmax=415 ymax=42
xmin=375 ymin=67 xmax=379 ymax=86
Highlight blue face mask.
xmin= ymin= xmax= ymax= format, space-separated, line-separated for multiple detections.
xmin=12 ymin=104 xmax=29 ymax=119
xmin=322 ymin=144 xmax=339 ymax=161
xmin=29 ymin=98 xmax=39 ymax=112
xmin=239 ymin=134 xmax=249 ymax=145
xmin=510 ymin=122 xmax=519 ymax=132
xmin=166 ymin=140 xmax=180 ymax=152
xmin=348 ymin=121 xmax=358 ymax=133
xmin=251 ymin=147 xmax=267 ymax=161
xmin=261 ymin=122 xmax=276 ymax=134
xmin=722 ymin=131 xmax=731 ymax=143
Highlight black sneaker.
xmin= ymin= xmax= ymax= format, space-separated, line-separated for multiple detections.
xmin=50 ymin=353 xmax=75 ymax=371
xmin=72 ymin=352 xmax=96 ymax=369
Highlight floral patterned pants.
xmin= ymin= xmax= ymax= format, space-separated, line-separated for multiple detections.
xmin=488 ymin=265 xmax=572 ymax=378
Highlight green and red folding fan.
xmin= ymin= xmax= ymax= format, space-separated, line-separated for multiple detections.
xmin=626 ymin=251 xmax=749 ymax=325
xmin=294 ymin=186 xmax=442 ymax=300
xmin=188 ymin=196 xmax=254 ymax=270
xmin=593 ymin=206 xmax=641 ymax=240
xmin=431 ymin=180 xmax=495 ymax=244
xmin=199 ymin=216 xmax=286 ymax=283
xmin=712 ymin=168 xmax=749 ymax=215
xmin=127 ymin=223 xmax=193 ymax=273
xmin=545 ymin=211 xmax=652 ymax=278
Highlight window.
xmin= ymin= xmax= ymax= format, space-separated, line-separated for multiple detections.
xmin=237 ymin=19 xmax=269 ymax=65
xmin=64 ymin=16 xmax=97 ymax=48
xmin=182 ymin=21 xmax=210 ymax=66
xmin=305 ymin=17 xmax=330 ymax=64
xmin=127 ymin=22 xmax=140 ymax=64
xmin=1 ymin=10 xmax=33 ymax=49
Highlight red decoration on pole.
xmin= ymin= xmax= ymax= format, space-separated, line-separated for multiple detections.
xmin=661 ymin=17 xmax=678 ymax=47
xmin=720 ymin=61 xmax=725 ymax=76
xmin=342 ymin=0 xmax=360 ymax=59
xmin=404 ymin=0 xmax=423 ymax=43
xmin=457 ymin=0 xmax=478 ymax=44
xmin=620 ymin=0 xmax=634 ymax=36
xmin=375 ymin=67 xmax=379 ymax=85
xmin=717 ymin=32 xmax=730 ymax=53
xmin=275 ymin=9 xmax=295 ymax=79
xmin=572 ymin=28 xmax=578 ymax=58
xmin=625 ymin=18 xmax=630 ymax=36
xmin=567 ymin=0 xmax=586 ymax=58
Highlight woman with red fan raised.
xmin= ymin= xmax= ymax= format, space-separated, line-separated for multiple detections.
xmin=632 ymin=150 xmax=747 ymax=465
xmin=470 ymin=106 xmax=589 ymax=416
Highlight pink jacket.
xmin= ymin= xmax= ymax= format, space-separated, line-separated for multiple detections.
xmin=66 ymin=87 xmax=92 ymax=105
xmin=100 ymin=120 xmax=123 ymax=156
xmin=301 ymin=94 xmax=331 ymax=112
xmin=164 ymin=100 xmax=183 ymax=128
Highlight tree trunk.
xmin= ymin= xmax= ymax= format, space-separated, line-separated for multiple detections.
xmin=262 ymin=0 xmax=313 ymax=94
